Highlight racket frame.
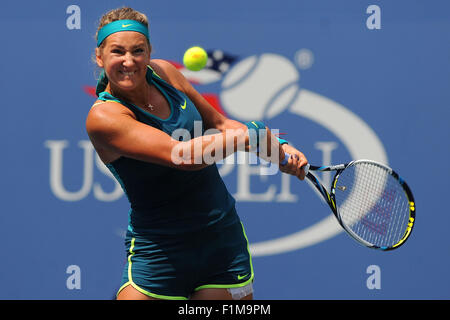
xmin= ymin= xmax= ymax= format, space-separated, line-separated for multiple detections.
xmin=305 ymin=159 xmax=416 ymax=251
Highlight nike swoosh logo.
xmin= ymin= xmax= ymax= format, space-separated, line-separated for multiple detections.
xmin=237 ymin=274 xmax=248 ymax=280
xmin=180 ymin=100 xmax=187 ymax=110
xmin=122 ymin=24 xmax=133 ymax=28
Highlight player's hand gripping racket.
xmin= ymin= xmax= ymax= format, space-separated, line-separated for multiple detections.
xmin=282 ymin=154 xmax=415 ymax=250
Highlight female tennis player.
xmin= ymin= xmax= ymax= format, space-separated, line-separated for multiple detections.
xmin=86 ymin=7 xmax=308 ymax=300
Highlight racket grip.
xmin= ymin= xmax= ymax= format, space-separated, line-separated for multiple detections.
xmin=303 ymin=163 xmax=310 ymax=175
xmin=281 ymin=153 xmax=310 ymax=174
xmin=281 ymin=153 xmax=290 ymax=165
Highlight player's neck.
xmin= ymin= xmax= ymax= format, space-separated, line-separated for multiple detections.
xmin=107 ymin=81 xmax=150 ymax=107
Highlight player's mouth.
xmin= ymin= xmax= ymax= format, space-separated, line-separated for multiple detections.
xmin=119 ymin=71 xmax=135 ymax=77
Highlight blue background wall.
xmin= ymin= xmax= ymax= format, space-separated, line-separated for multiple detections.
xmin=0 ymin=0 xmax=449 ymax=299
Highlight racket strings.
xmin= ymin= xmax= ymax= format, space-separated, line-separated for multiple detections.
xmin=334 ymin=162 xmax=410 ymax=248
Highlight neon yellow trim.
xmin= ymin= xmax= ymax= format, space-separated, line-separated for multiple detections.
xmin=116 ymin=237 xmax=188 ymax=300
xmin=117 ymin=281 xmax=131 ymax=295
xmin=194 ymin=278 xmax=253 ymax=291
xmin=153 ymin=71 xmax=162 ymax=79
xmin=392 ymin=217 xmax=415 ymax=248
xmin=127 ymin=237 xmax=135 ymax=281
xmin=147 ymin=65 xmax=162 ymax=79
xmin=393 ymin=229 xmax=411 ymax=248
xmin=194 ymin=222 xmax=254 ymax=291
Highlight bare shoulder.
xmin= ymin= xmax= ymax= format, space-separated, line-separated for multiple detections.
xmin=149 ymin=58 xmax=178 ymax=74
xmin=150 ymin=59 xmax=227 ymax=130
xmin=86 ymin=100 xmax=137 ymax=163
xmin=86 ymin=100 xmax=135 ymax=139
xmin=149 ymin=59 xmax=186 ymax=92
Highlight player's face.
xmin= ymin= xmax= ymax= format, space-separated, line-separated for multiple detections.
xmin=96 ymin=31 xmax=151 ymax=91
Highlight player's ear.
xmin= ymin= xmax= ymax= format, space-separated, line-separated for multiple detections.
xmin=95 ymin=47 xmax=104 ymax=68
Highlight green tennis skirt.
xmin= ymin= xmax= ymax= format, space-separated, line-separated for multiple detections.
xmin=117 ymin=213 xmax=254 ymax=300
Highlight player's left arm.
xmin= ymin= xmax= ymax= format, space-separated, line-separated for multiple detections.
xmin=150 ymin=59 xmax=306 ymax=170
xmin=150 ymin=59 xmax=278 ymax=135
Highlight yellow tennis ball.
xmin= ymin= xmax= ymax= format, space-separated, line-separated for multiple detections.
xmin=183 ymin=46 xmax=208 ymax=71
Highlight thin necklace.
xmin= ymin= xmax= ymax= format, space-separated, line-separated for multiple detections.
xmin=146 ymin=85 xmax=155 ymax=111
xmin=110 ymin=84 xmax=154 ymax=111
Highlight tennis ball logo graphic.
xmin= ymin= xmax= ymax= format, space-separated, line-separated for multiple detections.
xmin=220 ymin=54 xmax=300 ymax=121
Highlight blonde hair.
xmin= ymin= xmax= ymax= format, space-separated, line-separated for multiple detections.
xmin=95 ymin=7 xmax=151 ymax=51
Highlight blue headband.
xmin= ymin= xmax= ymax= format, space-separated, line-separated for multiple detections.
xmin=97 ymin=19 xmax=150 ymax=47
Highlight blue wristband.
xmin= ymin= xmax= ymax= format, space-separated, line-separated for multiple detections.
xmin=245 ymin=121 xmax=266 ymax=151
xmin=277 ymin=137 xmax=288 ymax=145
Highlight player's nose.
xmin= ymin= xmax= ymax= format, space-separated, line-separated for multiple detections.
xmin=122 ymin=52 xmax=135 ymax=67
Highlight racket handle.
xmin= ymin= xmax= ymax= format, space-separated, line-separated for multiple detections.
xmin=281 ymin=153 xmax=290 ymax=165
xmin=304 ymin=163 xmax=310 ymax=175
xmin=281 ymin=153 xmax=310 ymax=174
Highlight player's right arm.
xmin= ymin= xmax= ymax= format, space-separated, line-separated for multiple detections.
xmin=86 ymin=101 xmax=248 ymax=170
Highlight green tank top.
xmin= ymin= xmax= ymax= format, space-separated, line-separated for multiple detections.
xmin=95 ymin=66 xmax=237 ymax=234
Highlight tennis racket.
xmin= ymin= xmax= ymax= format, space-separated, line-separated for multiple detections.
xmin=282 ymin=154 xmax=416 ymax=251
